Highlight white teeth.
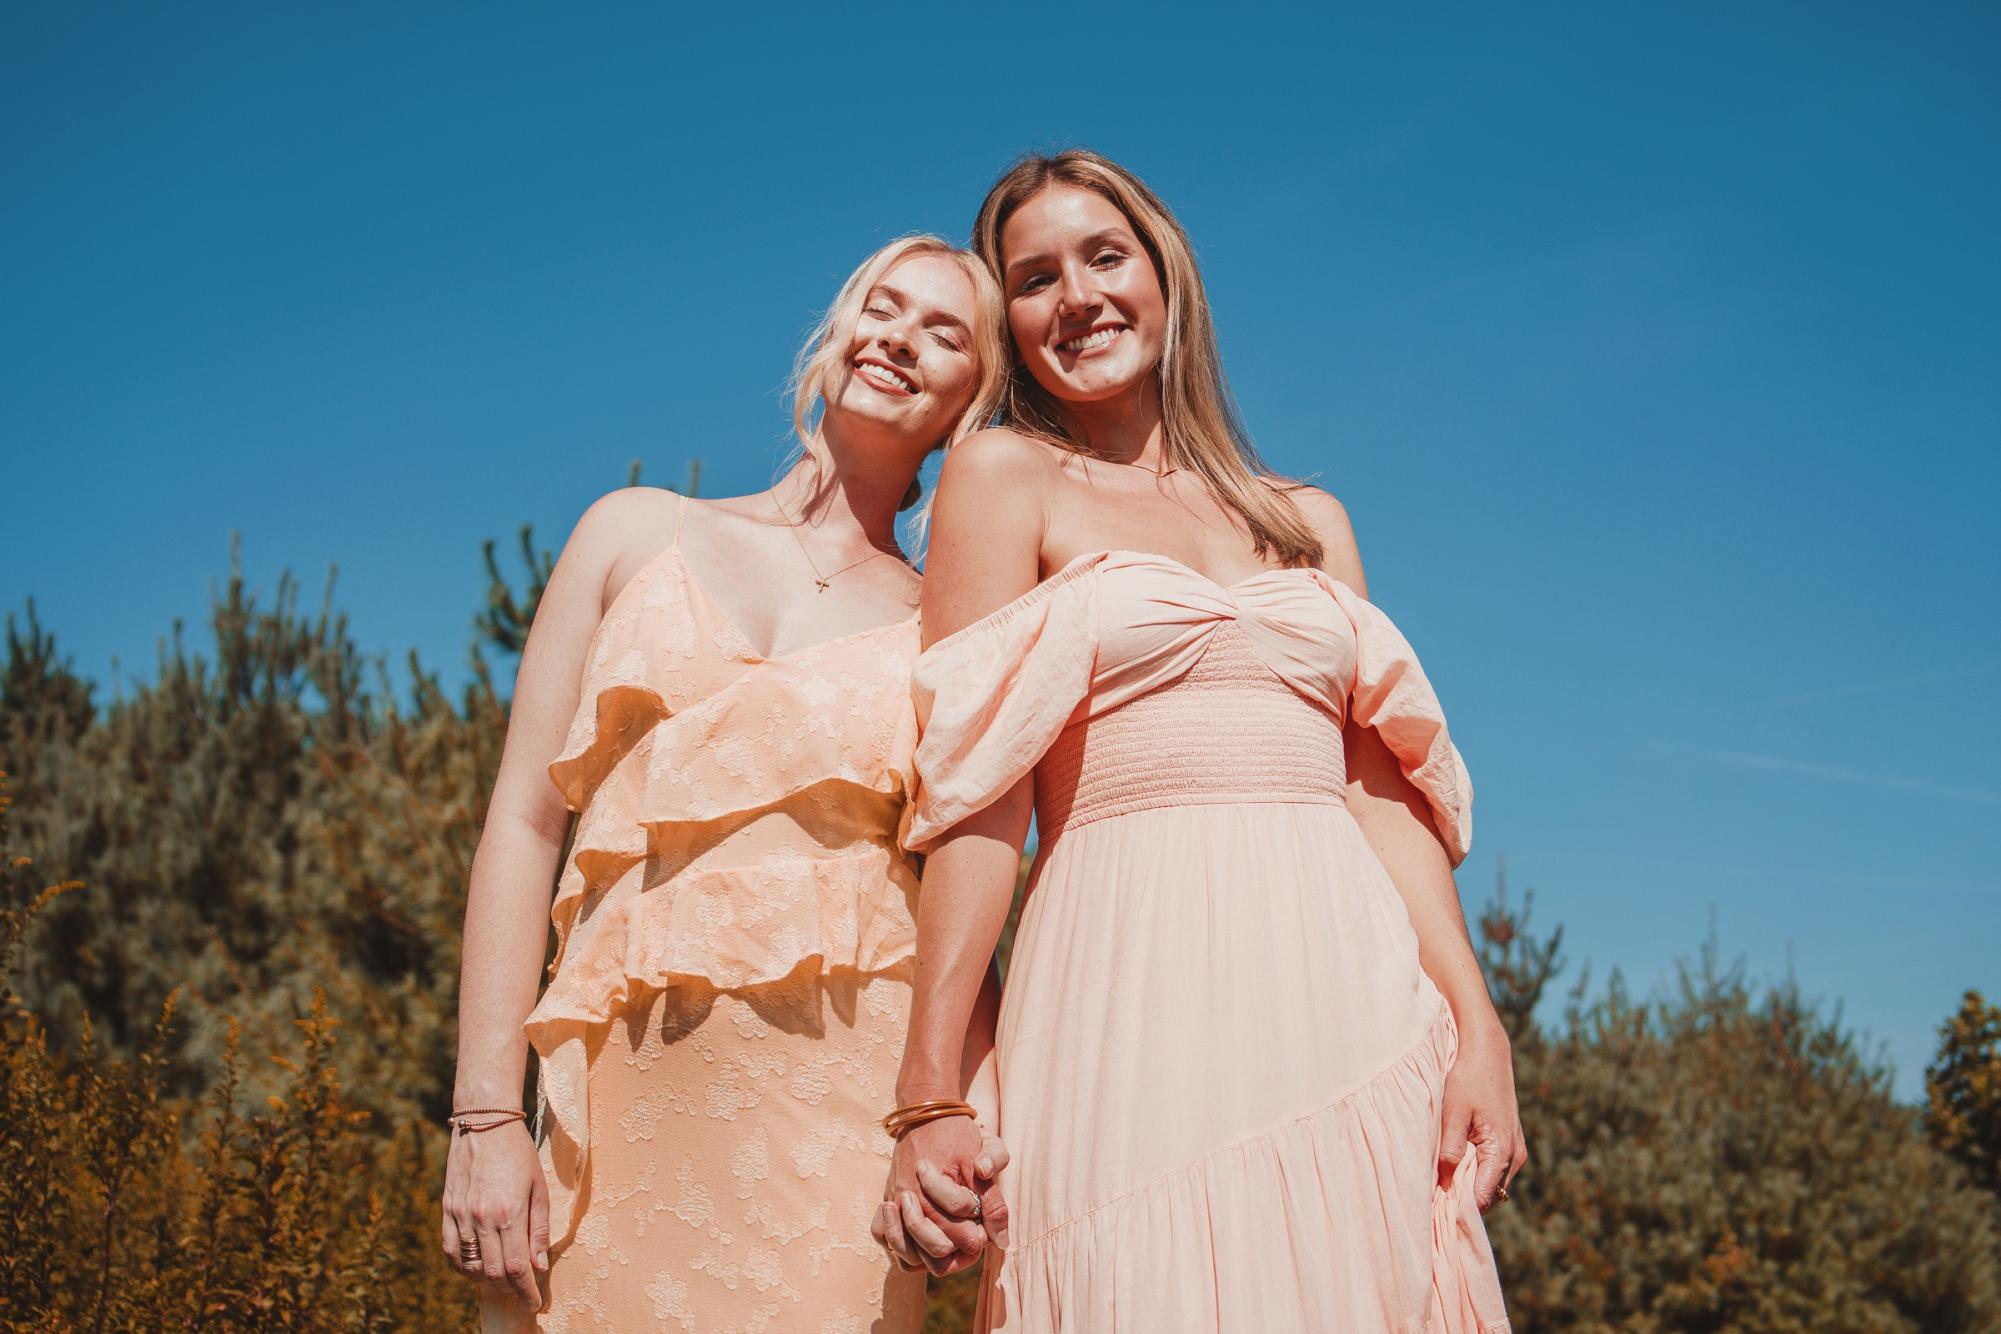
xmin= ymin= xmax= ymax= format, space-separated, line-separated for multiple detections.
xmin=858 ymin=362 xmax=915 ymax=392
xmin=1061 ymin=327 xmax=1122 ymax=352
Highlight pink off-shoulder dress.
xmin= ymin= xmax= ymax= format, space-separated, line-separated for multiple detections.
xmin=904 ymin=550 xmax=1510 ymax=1334
xmin=485 ymin=496 xmax=927 ymax=1333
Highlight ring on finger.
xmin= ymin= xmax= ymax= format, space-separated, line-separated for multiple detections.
xmin=459 ymin=1237 xmax=481 ymax=1267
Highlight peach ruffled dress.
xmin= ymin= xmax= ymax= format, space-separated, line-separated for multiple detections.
xmin=904 ymin=550 xmax=1510 ymax=1334
xmin=486 ymin=496 xmax=927 ymax=1333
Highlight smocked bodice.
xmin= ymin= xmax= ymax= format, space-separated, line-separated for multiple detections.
xmin=902 ymin=549 xmax=1473 ymax=863
xmin=1036 ymin=619 xmax=1350 ymax=839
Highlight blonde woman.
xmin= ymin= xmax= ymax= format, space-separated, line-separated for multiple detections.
xmin=877 ymin=153 xmax=1519 ymax=1330
xmin=445 ymin=234 xmax=1008 ymax=1331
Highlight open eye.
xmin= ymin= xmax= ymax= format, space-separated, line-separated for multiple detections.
xmin=1092 ymin=249 xmax=1126 ymax=269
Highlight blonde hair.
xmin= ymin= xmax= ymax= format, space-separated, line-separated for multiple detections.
xmin=972 ymin=150 xmax=1321 ymax=565
xmin=789 ymin=234 xmax=1007 ymax=513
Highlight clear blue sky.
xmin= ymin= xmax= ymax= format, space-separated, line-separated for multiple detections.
xmin=6 ymin=4 xmax=1996 ymax=1098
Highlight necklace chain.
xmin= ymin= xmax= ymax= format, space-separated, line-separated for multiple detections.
xmin=772 ymin=496 xmax=909 ymax=593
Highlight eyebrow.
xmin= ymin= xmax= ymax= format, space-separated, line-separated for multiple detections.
xmin=870 ymin=282 xmax=970 ymax=335
xmin=1003 ymin=228 xmax=1133 ymax=279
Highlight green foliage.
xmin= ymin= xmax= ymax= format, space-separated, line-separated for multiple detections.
xmin=475 ymin=527 xmax=556 ymax=661
xmin=1 ymin=601 xmax=96 ymax=756
xmin=1927 ymin=990 xmax=2001 ymax=1199
xmin=0 ymin=774 xmax=471 ymax=1330
xmin=0 ymin=536 xmax=520 ymax=1144
xmin=1473 ymin=862 xmax=1567 ymax=1043
xmin=1482 ymin=921 xmax=2001 ymax=1332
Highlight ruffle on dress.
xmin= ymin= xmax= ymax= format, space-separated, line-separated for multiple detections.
xmin=526 ymin=590 xmax=921 ymax=1246
xmin=985 ymin=1003 xmax=1509 ymax=1333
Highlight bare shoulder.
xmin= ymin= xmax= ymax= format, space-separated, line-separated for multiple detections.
xmin=1271 ymin=480 xmax=1350 ymax=537
xmin=1269 ymin=480 xmax=1366 ymax=592
xmin=923 ymin=430 xmax=1054 ymax=643
xmin=931 ymin=429 xmax=1058 ymax=546
xmin=548 ymin=485 xmax=687 ymax=614
xmin=937 ymin=427 xmax=1064 ymax=490
xmin=570 ymin=484 xmax=684 ymax=553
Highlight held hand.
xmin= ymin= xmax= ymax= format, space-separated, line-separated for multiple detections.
xmin=916 ymin=1126 xmax=1011 ymax=1250
xmin=1436 ymin=1019 xmax=1528 ymax=1212
xmin=872 ymin=1116 xmax=1010 ymax=1276
xmin=441 ymin=1120 xmax=550 ymax=1309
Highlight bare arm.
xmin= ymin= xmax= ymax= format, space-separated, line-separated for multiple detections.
xmin=1343 ymin=728 xmax=1501 ymax=1042
xmin=875 ymin=434 xmax=1047 ymax=1272
xmin=1294 ymin=487 xmax=1497 ymax=1028
xmin=896 ymin=433 xmax=1047 ymax=1108
xmin=962 ymin=958 xmax=1004 ymax=1128
xmin=452 ymin=491 xmax=654 ymax=1109
xmin=444 ymin=489 xmax=668 ymax=1304
xmin=1300 ymin=487 xmax=1526 ymax=1208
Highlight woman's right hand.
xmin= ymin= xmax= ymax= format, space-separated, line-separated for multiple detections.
xmin=873 ymin=1115 xmax=1011 ymax=1276
xmin=441 ymin=1120 xmax=550 ymax=1310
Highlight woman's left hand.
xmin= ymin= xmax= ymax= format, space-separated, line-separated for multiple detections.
xmin=1437 ymin=1017 xmax=1528 ymax=1211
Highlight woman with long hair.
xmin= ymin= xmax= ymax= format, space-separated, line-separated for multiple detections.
xmin=444 ymin=234 xmax=1009 ymax=1330
xmin=876 ymin=153 xmax=1519 ymax=1330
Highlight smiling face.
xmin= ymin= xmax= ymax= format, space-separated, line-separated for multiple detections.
xmin=821 ymin=252 xmax=984 ymax=449
xmin=999 ymin=183 xmax=1169 ymax=407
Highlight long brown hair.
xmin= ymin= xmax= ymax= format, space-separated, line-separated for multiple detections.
xmin=971 ymin=149 xmax=1321 ymax=565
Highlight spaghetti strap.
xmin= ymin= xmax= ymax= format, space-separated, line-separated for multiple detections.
xmin=671 ymin=492 xmax=690 ymax=546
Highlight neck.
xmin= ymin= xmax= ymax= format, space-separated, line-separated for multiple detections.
xmin=772 ymin=417 xmax=919 ymax=552
xmin=1058 ymin=374 xmax=1170 ymax=471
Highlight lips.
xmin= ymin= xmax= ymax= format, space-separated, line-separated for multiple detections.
xmin=854 ymin=357 xmax=917 ymax=395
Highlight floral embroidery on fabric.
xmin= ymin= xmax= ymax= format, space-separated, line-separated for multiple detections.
xmin=483 ymin=525 xmax=926 ymax=1334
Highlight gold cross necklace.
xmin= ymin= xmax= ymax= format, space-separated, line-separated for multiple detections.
xmin=772 ymin=497 xmax=909 ymax=593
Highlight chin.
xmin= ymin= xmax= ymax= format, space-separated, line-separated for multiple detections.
xmin=1049 ymin=371 xmax=1145 ymax=403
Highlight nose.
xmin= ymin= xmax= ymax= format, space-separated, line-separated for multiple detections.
xmin=877 ymin=313 xmax=918 ymax=359
xmin=1055 ymin=261 xmax=1097 ymax=319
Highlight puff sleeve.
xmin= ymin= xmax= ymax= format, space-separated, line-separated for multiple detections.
xmin=902 ymin=568 xmax=1100 ymax=854
xmin=1325 ymin=579 xmax=1475 ymax=866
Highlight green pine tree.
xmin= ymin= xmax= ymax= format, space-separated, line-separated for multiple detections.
xmin=1927 ymin=990 xmax=2001 ymax=1199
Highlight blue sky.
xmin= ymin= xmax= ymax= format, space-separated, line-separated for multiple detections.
xmin=5 ymin=4 xmax=1996 ymax=1097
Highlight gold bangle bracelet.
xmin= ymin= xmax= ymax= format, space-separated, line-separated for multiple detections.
xmin=884 ymin=1106 xmax=976 ymax=1140
xmin=882 ymin=1100 xmax=969 ymax=1135
xmin=882 ymin=1099 xmax=976 ymax=1140
xmin=883 ymin=1098 xmax=971 ymax=1126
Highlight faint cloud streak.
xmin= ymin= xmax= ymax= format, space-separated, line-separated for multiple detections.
xmin=1651 ymin=740 xmax=2001 ymax=807
xmin=1770 ymin=660 xmax=2001 ymax=708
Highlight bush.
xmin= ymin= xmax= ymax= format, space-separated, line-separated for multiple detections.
xmin=1483 ymin=913 xmax=2001 ymax=1331
xmin=0 ymin=772 xmax=471 ymax=1331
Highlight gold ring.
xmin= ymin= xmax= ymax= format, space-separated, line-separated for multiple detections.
xmin=460 ymin=1238 xmax=481 ymax=1265
xmin=1495 ymin=1185 xmax=1511 ymax=1205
